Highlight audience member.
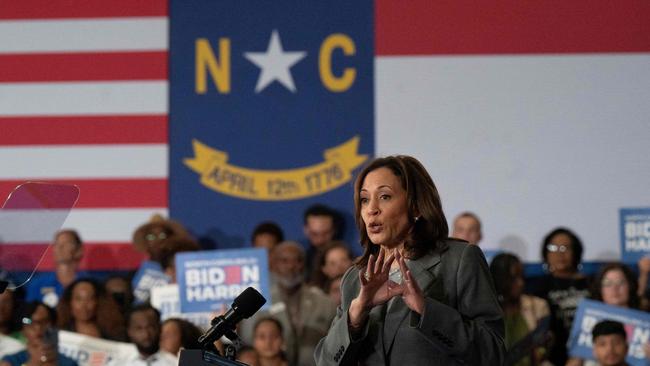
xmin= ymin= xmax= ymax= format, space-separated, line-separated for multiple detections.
xmin=159 ymin=318 xmax=201 ymax=356
xmin=118 ymin=304 xmax=177 ymax=366
xmin=56 ymin=278 xmax=126 ymax=341
xmin=252 ymin=222 xmax=285 ymax=251
xmin=0 ymin=290 xmax=21 ymax=341
xmin=132 ymin=215 xmax=190 ymax=265
xmin=527 ymin=227 xmax=590 ymax=366
xmin=490 ymin=253 xmax=551 ymax=366
xmin=253 ymin=317 xmax=287 ymax=366
xmin=303 ymin=204 xmax=340 ymax=275
xmin=1 ymin=301 xmax=77 ymax=366
xmin=451 ymin=211 xmax=482 ymax=245
xmin=156 ymin=237 xmax=201 ymax=283
xmin=104 ymin=275 xmax=134 ymax=315
xmin=309 ymin=241 xmax=353 ymax=292
xmin=237 ymin=345 xmax=260 ymax=366
xmin=591 ymin=320 xmax=630 ymax=366
xmin=25 ymin=230 xmax=88 ymax=307
xmin=243 ymin=241 xmax=336 ymax=366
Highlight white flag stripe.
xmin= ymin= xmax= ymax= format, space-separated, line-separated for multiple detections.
xmin=0 ymin=145 xmax=168 ymax=179
xmin=0 ymin=81 xmax=168 ymax=116
xmin=0 ymin=17 xmax=168 ymax=54
xmin=61 ymin=208 xmax=169 ymax=243
xmin=376 ymin=53 xmax=650 ymax=262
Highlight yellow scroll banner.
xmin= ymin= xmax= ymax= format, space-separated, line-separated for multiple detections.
xmin=184 ymin=136 xmax=368 ymax=201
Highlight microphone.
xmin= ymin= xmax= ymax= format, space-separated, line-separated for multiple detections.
xmin=198 ymin=287 xmax=266 ymax=349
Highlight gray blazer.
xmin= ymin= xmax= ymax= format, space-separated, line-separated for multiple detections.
xmin=314 ymin=240 xmax=506 ymax=365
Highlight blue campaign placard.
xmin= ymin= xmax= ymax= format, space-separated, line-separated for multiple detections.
xmin=568 ymin=299 xmax=650 ymax=365
xmin=620 ymin=208 xmax=650 ymax=264
xmin=176 ymin=248 xmax=271 ymax=313
xmin=131 ymin=260 xmax=170 ymax=303
xmin=169 ymin=0 xmax=374 ymax=250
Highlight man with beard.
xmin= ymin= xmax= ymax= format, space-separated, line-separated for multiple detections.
xmin=122 ymin=304 xmax=177 ymax=366
xmin=242 ymin=241 xmax=336 ymax=366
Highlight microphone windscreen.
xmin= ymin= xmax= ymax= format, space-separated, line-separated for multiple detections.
xmin=233 ymin=287 xmax=266 ymax=318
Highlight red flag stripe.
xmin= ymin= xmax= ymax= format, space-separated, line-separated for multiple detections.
xmin=0 ymin=0 xmax=167 ymax=20
xmin=0 ymin=179 xmax=167 ymax=208
xmin=4 ymin=243 xmax=147 ymax=271
xmin=0 ymin=115 xmax=167 ymax=145
xmin=376 ymin=0 xmax=650 ymax=55
xmin=0 ymin=52 xmax=167 ymax=82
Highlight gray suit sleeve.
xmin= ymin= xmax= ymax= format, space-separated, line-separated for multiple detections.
xmin=408 ymin=244 xmax=506 ymax=365
xmin=314 ymin=268 xmax=368 ymax=366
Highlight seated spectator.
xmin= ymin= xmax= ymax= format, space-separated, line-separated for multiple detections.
xmin=567 ymin=263 xmax=642 ymax=366
xmin=237 ymin=345 xmax=260 ymax=366
xmin=1 ymin=301 xmax=77 ymax=366
xmin=490 ymin=253 xmax=551 ymax=366
xmin=57 ymin=278 xmax=126 ymax=341
xmin=132 ymin=215 xmax=190 ymax=265
xmin=251 ymin=222 xmax=284 ymax=251
xmin=117 ymin=304 xmax=177 ymax=366
xmin=104 ymin=275 xmax=134 ymax=315
xmin=156 ymin=237 xmax=201 ymax=283
xmin=591 ymin=320 xmax=630 ymax=366
xmin=242 ymin=241 xmax=336 ymax=366
xmin=159 ymin=318 xmax=201 ymax=356
xmin=25 ymin=229 xmax=89 ymax=307
xmin=527 ymin=227 xmax=590 ymax=366
xmin=0 ymin=290 xmax=22 ymax=341
xmin=451 ymin=211 xmax=483 ymax=245
xmin=253 ymin=317 xmax=287 ymax=366
xmin=309 ymin=241 xmax=353 ymax=292
xmin=302 ymin=204 xmax=341 ymax=275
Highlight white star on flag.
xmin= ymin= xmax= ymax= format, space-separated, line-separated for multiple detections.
xmin=244 ymin=30 xmax=307 ymax=93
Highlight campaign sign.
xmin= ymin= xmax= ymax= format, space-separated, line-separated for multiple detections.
xmin=176 ymin=248 xmax=270 ymax=313
xmin=620 ymin=208 xmax=650 ymax=263
xmin=169 ymin=0 xmax=374 ymax=249
xmin=58 ymin=330 xmax=138 ymax=366
xmin=150 ymin=283 xmax=213 ymax=330
xmin=131 ymin=260 xmax=170 ymax=303
xmin=568 ymin=299 xmax=650 ymax=365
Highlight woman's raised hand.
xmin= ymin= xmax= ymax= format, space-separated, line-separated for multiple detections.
xmin=396 ymin=250 xmax=425 ymax=315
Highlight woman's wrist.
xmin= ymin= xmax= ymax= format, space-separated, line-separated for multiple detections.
xmin=348 ymin=298 xmax=370 ymax=329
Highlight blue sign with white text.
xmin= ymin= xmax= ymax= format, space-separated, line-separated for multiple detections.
xmin=169 ymin=0 xmax=374 ymax=250
xmin=620 ymin=208 xmax=650 ymax=264
xmin=568 ymin=299 xmax=650 ymax=365
xmin=176 ymin=248 xmax=271 ymax=313
xmin=132 ymin=260 xmax=170 ymax=303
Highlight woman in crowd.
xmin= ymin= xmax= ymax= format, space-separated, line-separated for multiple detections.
xmin=490 ymin=253 xmax=551 ymax=366
xmin=159 ymin=318 xmax=202 ymax=356
xmin=527 ymin=228 xmax=590 ymax=366
xmin=314 ymin=155 xmax=505 ymax=365
xmin=237 ymin=345 xmax=260 ymax=366
xmin=1 ymin=301 xmax=77 ymax=366
xmin=309 ymin=241 xmax=354 ymax=292
xmin=253 ymin=317 xmax=287 ymax=366
xmin=56 ymin=278 xmax=126 ymax=341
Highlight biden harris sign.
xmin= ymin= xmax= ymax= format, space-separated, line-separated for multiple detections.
xmin=169 ymin=0 xmax=374 ymax=248
xmin=176 ymin=248 xmax=271 ymax=313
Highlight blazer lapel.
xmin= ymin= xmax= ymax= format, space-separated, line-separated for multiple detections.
xmin=382 ymin=250 xmax=444 ymax=354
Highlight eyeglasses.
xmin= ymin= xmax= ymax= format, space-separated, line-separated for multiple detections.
xmin=145 ymin=232 xmax=168 ymax=242
xmin=602 ymin=279 xmax=628 ymax=288
xmin=546 ymin=243 xmax=571 ymax=253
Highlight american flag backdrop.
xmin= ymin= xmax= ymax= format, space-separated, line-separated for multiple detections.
xmin=0 ymin=1 xmax=168 ymax=270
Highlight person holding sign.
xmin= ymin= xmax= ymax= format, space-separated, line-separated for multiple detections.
xmin=314 ymin=155 xmax=505 ymax=365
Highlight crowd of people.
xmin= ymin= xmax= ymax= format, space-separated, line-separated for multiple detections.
xmin=0 ymin=157 xmax=647 ymax=366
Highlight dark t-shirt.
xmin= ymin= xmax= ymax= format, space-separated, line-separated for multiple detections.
xmin=528 ymin=274 xmax=590 ymax=366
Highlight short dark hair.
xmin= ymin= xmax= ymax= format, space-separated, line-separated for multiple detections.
xmin=303 ymin=204 xmax=336 ymax=224
xmin=251 ymin=221 xmax=284 ymax=244
xmin=591 ymin=263 xmax=639 ymax=309
xmin=541 ymin=227 xmax=583 ymax=271
xmin=253 ymin=316 xmax=284 ymax=338
xmin=56 ymin=229 xmax=83 ymax=247
xmin=354 ymin=156 xmax=449 ymax=267
xmin=592 ymin=320 xmax=627 ymax=342
xmin=127 ymin=303 xmax=161 ymax=328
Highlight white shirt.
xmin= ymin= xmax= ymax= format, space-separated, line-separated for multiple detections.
xmin=120 ymin=350 xmax=178 ymax=366
xmin=0 ymin=334 xmax=25 ymax=358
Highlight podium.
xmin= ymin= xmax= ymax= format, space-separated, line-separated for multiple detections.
xmin=179 ymin=349 xmax=249 ymax=366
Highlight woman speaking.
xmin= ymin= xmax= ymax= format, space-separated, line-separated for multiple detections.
xmin=314 ymin=156 xmax=505 ymax=365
